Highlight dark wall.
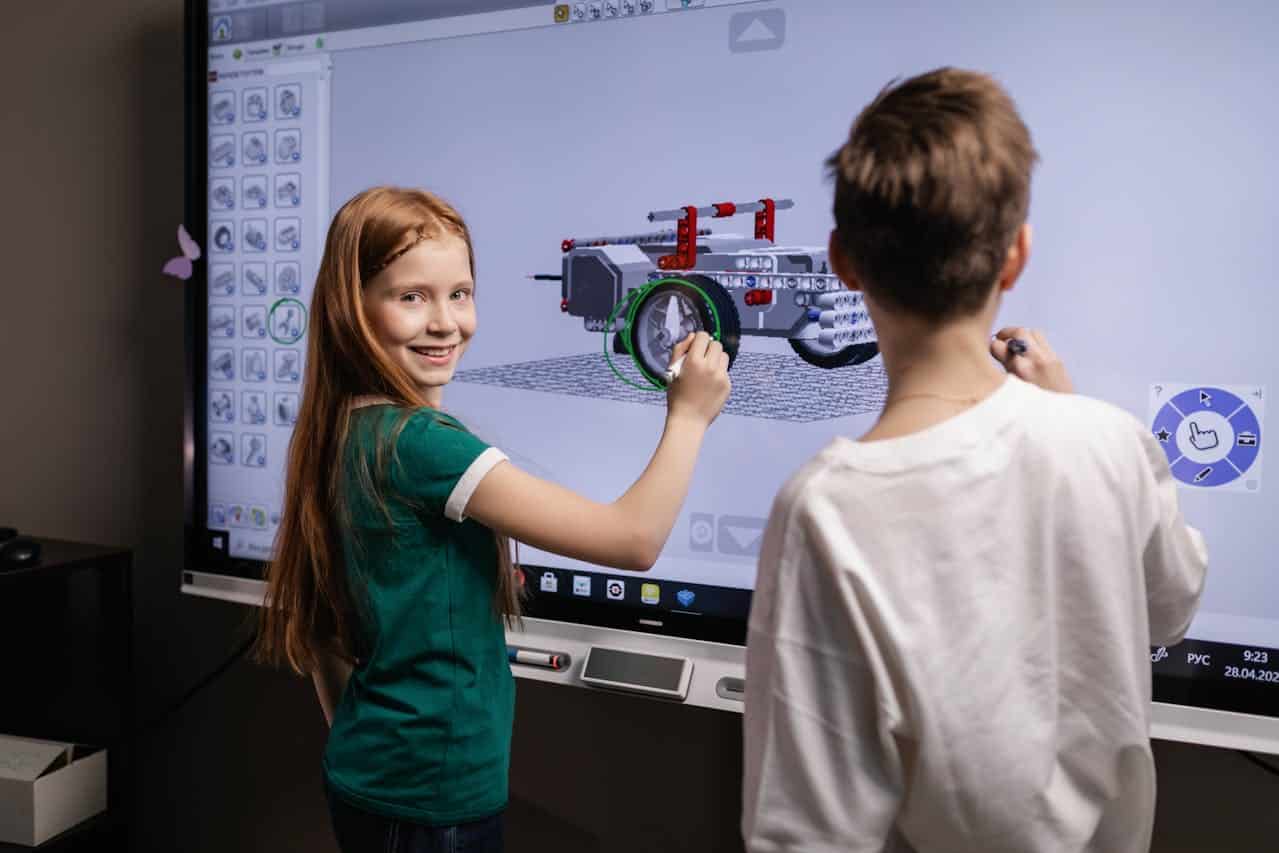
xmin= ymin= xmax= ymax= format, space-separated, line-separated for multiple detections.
xmin=0 ymin=3 xmax=1275 ymax=852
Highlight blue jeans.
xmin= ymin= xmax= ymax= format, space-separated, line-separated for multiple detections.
xmin=326 ymin=786 xmax=504 ymax=853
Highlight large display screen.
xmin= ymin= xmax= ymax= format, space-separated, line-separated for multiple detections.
xmin=189 ymin=0 xmax=1277 ymax=717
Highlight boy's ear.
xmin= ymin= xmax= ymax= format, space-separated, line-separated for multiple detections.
xmin=828 ymin=230 xmax=862 ymax=292
xmin=998 ymin=223 xmax=1033 ymax=292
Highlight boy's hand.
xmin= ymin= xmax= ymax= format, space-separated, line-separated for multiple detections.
xmin=666 ymin=331 xmax=731 ymax=427
xmin=991 ymin=327 xmax=1073 ymax=393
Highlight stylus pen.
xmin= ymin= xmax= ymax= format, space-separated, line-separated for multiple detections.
xmin=507 ymin=646 xmax=571 ymax=671
xmin=665 ymin=355 xmax=686 ymax=384
xmin=991 ymin=335 xmax=1029 ymax=361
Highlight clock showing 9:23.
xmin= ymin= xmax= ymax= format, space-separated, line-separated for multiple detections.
xmin=1149 ymin=383 xmax=1264 ymax=492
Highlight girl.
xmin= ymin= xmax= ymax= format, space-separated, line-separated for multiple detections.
xmin=255 ymin=186 xmax=730 ymax=853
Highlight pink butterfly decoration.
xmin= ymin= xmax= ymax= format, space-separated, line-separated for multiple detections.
xmin=162 ymin=224 xmax=202 ymax=280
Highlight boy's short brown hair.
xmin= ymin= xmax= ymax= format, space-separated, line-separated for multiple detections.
xmin=827 ymin=68 xmax=1038 ymax=321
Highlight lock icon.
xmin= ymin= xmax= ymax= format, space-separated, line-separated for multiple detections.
xmin=540 ymin=572 xmax=559 ymax=593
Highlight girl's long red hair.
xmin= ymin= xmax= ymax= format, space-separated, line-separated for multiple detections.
xmin=255 ymin=186 xmax=521 ymax=674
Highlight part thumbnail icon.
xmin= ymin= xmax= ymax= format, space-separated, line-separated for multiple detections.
xmin=269 ymin=298 xmax=307 ymax=345
xmin=1150 ymin=384 xmax=1263 ymax=491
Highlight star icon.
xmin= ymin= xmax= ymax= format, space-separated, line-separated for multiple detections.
xmin=1156 ymin=428 xmax=1171 ymax=443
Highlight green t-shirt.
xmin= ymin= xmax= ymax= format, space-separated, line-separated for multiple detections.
xmin=323 ymin=405 xmax=514 ymax=825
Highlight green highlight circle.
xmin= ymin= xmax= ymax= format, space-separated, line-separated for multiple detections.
xmin=601 ymin=277 xmax=723 ymax=392
xmin=268 ymin=297 xmax=307 ymax=345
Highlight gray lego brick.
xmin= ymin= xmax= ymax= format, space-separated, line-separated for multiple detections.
xmin=454 ymin=351 xmax=888 ymax=422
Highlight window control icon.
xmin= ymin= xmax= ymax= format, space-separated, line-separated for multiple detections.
xmin=728 ymin=9 xmax=785 ymax=54
xmin=690 ymin=513 xmax=715 ymax=552
xmin=717 ymin=515 xmax=768 ymax=556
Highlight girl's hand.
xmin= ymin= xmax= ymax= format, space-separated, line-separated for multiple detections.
xmin=991 ymin=327 xmax=1073 ymax=393
xmin=666 ymin=332 xmax=731 ymax=428
xmin=467 ymin=330 xmax=730 ymax=571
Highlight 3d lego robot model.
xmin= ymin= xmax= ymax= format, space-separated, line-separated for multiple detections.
xmin=537 ymin=197 xmax=877 ymax=388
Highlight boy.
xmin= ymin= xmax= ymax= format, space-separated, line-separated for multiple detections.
xmin=742 ymin=68 xmax=1207 ymax=853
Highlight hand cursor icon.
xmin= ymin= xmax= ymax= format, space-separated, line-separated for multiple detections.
xmin=1188 ymin=421 xmax=1219 ymax=452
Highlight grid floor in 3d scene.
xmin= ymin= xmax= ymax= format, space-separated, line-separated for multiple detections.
xmin=454 ymin=352 xmax=888 ymax=423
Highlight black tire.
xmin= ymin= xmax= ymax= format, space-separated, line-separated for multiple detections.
xmin=624 ymin=275 xmax=741 ymax=386
xmin=788 ymin=338 xmax=879 ymax=369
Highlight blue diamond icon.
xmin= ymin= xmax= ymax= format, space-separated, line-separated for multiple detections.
xmin=676 ymin=589 xmax=695 ymax=608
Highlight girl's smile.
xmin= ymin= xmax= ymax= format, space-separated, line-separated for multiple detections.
xmin=410 ymin=344 xmax=459 ymax=366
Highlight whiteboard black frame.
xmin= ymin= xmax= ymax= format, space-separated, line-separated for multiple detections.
xmin=180 ymin=0 xmax=1279 ymax=746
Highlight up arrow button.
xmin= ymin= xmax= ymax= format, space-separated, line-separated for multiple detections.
xmin=729 ymin=9 xmax=786 ymax=53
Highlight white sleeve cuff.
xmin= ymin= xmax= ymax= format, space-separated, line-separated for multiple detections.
xmin=444 ymin=447 xmax=508 ymax=522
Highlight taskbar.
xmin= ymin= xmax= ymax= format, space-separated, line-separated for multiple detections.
xmin=193 ymin=528 xmax=268 ymax=581
xmin=518 ymin=565 xmax=752 ymax=646
xmin=1152 ymin=638 xmax=1279 ymax=718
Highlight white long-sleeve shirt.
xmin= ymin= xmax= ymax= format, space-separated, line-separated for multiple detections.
xmin=743 ymin=376 xmax=1207 ymax=853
